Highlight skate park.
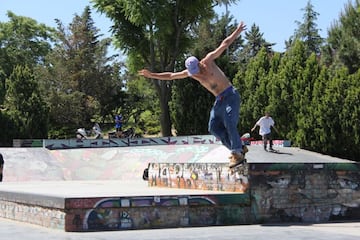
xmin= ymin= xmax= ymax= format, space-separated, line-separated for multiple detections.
xmin=0 ymin=135 xmax=359 ymax=233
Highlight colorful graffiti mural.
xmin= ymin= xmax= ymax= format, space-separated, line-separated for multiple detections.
xmin=64 ymin=194 xmax=251 ymax=231
xmin=43 ymin=135 xmax=221 ymax=150
xmin=147 ymin=162 xmax=249 ymax=193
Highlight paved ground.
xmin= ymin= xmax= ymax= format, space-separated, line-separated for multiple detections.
xmin=0 ymin=218 xmax=359 ymax=240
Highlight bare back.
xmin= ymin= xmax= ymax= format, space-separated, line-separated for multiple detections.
xmin=190 ymin=59 xmax=232 ymax=96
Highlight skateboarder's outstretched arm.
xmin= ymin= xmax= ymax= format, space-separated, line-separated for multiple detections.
xmin=251 ymin=124 xmax=257 ymax=132
xmin=272 ymin=125 xmax=280 ymax=136
xmin=138 ymin=69 xmax=188 ymax=80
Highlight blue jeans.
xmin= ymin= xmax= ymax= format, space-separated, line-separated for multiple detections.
xmin=208 ymin=86 xmax=242 ymax=154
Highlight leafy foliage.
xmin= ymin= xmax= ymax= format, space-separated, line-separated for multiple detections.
xmin=92 ymin=0 xmax=217 ymax=136
xmin=322 ymin=0 xmax=360 ymax=74
xmin=0 ymin=12 xmax=54 ymax=144
xmin=38 ymin=6 xmax=125 ymax=137
xmin=5 ymin=65 xmax=48 ymax=139
xmin=293 ymin=1 xmax=324 ymax=55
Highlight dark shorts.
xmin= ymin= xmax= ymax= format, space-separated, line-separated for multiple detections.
xmin=263 ymin=133 xmax=272 ymax=140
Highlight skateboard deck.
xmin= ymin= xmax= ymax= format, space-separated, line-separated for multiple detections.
xmin=266 ymin=148 xmax=293 ymax=155
xmin=228 ymin=143 xmax=248 ymax=174
xmin=229 ymin=158 xmax=247 ymax=175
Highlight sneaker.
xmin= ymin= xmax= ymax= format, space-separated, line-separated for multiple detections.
xmin=229 ymin=152 xmax=245 ymax=168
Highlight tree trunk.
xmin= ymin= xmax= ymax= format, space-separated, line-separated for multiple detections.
xmin=159 ymin=82 xmax=172 ymax=137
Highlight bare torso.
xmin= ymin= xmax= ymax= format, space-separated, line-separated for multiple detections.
xmin=191 ymin=59 xmax=232 ymax=96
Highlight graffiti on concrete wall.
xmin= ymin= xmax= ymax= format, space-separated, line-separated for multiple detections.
xmin=65 ymin=194 xmax=251 ymax=231
xmin=148 ymin=162 xmax=249 ymax=193
xmin=250 ymin=163 xmax=360 ymax=222
xmin=82 ymin=196 xmax=217 ymax=230
xmin=44 ymin=135 xmax=220 ymax=150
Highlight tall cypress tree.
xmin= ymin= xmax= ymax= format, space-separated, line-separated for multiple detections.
xmin=295 ymin=53 xmax=320 ymax=148
xmin=238 ymin=47 xmax=271 ymax=133
xmin=293 ymin=0 xmax=323 ymax=56
xmin=5 ymin=65 xmax=48 ymax=139
xmin=323 ymin=0 xmax=360 ymax=74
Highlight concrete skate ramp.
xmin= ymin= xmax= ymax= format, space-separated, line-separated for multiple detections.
xmin=1 ymin=143 xmax=353 ymax=182
xmin=1 ymin=144 xmax=230 ymax=182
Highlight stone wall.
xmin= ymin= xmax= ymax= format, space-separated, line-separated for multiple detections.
xmin=148 ymin=162 xmax=360 ymax=223
xmin=0 ymin=200 xmax=65 ymax=229
xmin=250 ymin=162 xmax=360 ymax=223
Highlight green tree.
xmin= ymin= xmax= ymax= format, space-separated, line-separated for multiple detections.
xmin=323 ymin=0 xmax=360 ymax=74
xmin=319 ymin=69 xmax=349 ymax=156
xmin=309 ymin=66 xmax=330 ymax=152
xmin=292 ymin=0 xmax=323 ymax=56
xmin=0 ymin=111 xmax=17 ymax=146
xmin=306 ymin=65 xmax=359 ymax=161
xmin=266 ymin=41 xmax=307 ymax=141
xmin=0 ymin=11 xmax=54 ymax=104
xmin=294 ymin=53 xmax=320 ymax=148
xmin=0 ymin=12 xmax=54 ymax=144
xmin=243 ymin=24 xmax=274 ymax=58
xmin=124 ymin=71 xmax=160 ymax=135
xmin=5 ymin=65 xmax=48 ymax=139
xmin=92 ymin=0 xmax=240 ymax=136
xmin=339 ymin=70 xmax=360 ymax=160
xmin=238 ymin=47 xmax=271 ymax=134
xmin=39 ymin=7 xmax=123 ymax=136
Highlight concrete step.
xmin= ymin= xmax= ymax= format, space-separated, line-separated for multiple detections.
xmin=0 ymin=181 xmax=251 ymax=232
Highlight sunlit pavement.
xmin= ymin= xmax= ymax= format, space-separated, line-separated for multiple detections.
xmin=0 ymin=218 xmax=359 ymax=240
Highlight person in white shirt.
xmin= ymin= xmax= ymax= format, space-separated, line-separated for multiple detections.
xmin=251 ymin=112 xmax=278 ymax=151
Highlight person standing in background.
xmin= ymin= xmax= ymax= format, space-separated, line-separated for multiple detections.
xmin=251 ymin=112 xmax=278 ymax=151
xmin=115 ymin=114 xmax=123 ymax=138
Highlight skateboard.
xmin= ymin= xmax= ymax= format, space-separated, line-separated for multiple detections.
xmin=229 ymin=144 xmax=248 ymax=174
xmin=229 ymin=158 xmax=246 ymax=168
xmin=267 ymin=148 xmax=279 ymax=153
xmin=266 ymin=148 xmax=293 ymax=155
xmin=229 ymin=158 xmax=247 ymax=174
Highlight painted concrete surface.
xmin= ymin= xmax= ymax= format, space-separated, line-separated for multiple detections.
xmin=0 ymin=144 xmax=353 ymax=182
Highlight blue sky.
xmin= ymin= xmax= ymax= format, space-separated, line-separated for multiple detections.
xmin=0 ymin=0 xmax=352 ymax=52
